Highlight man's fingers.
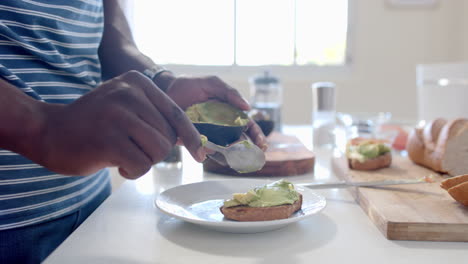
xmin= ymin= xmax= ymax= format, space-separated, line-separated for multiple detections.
xmin=120 ymin=92 xmax=177 ymax=146
xmin=128 ymin=71 xmax=205 ymax=162
xmin=122 ymin=111 xmax=174 ymax=164
xmin=246 ymin=119 xmax=268 ymax=151
xmin=206 ymin=76 xmax=250 ymax=111
xmin=114 ymin=138 xmax=153 ymax=179
xmin=224 ymin=86 xmax=250 ymax=111
xmin=111 ymin=108 xmax=174 ymax=179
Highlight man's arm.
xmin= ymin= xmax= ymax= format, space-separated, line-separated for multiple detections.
xmin=98 ymin=0 xmax=175 ymax=91
xmin=0 ymin=79 xmax=47 ymax=160
xmin=0 ymin=72 xmax=206 ymax=178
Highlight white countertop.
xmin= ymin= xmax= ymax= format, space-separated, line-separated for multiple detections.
xmin=44 ymin=126 xmax=468 ymax=264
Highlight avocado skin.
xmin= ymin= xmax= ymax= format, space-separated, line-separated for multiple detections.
xmin=187 ymin=100 xmax=249 ymax=146
xmin=194 ymin=123 xmax=246 ymax=146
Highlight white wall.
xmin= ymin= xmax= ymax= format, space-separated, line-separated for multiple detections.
xmin=330 ymin=0 xmax=464 ymax=123
xmin=463 ymin=1 xmax=468 ymax=60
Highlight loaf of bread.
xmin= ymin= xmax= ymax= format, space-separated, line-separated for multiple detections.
xmin=406 ymin=118 xmax=468 ymax=176
xmin=441 ymin=174 xmax=468 ymax=206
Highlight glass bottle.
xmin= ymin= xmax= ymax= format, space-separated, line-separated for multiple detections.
xmin=154 ymin=146 xmax=182 ymax=169
xmin=249 ymin=71 xmax=283 ymax=132
xmin=312 ymin=82 xmax=336 ymax=149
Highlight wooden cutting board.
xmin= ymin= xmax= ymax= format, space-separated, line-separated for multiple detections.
xmin=203 ymin=132 xmax=315 ymax=176
xmin=332 ymin=154 xmax=468 ymax=241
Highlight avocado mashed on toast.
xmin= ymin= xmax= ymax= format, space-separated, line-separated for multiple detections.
xmin=346 ymin=139 xmax=391 ymax=163
xmin=223 ymin=180 xmax=300 ymax=208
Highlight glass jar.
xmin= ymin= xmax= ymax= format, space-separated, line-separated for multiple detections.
xmin=249 ymin=71 xmax=283 ymax=132
xmin=312 ymin=82 xmax=336 ymax=149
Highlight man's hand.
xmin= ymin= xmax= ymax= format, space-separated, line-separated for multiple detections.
xmin=33 ymin=71 xmax=205 ymax=179
xmin=166 ymin=76 xmax=268 ymax=150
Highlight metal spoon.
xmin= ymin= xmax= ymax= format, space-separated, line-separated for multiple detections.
xmin=203 ymin=137 xmax=266 ymax=173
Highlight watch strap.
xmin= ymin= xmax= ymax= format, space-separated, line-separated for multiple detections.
xmin=142 ymin=66 xmax=171 ymax=81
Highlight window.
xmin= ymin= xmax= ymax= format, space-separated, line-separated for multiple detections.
xmin=132 ymin=0 xmax=349 ymax=67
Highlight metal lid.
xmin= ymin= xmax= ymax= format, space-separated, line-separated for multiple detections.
xmin=251 ymin=71 xmax=279 ymax=85
xmin=312 ymin=82 xmax=336 ymax=111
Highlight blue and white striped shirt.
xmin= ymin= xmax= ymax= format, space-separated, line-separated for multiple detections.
xmin=0 ymin=0 xmax=110 ymax=230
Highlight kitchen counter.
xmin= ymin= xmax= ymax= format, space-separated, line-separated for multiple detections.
xmin=44 ymin=126 xmax=468 ymax=264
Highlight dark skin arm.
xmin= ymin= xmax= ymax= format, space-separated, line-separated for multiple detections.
xmin=98 ymin=0 xmax=175 ymax=91
xmin=0 ymin=71 xmax=205 ymax=179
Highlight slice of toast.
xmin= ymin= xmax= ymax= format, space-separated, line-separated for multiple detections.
xmin=441 ymin=174 xmax=468 ymax=206
xmin=440 ymin=174 xmax=468 ymax=190
xmin=447 ymin=181 xmax=468 ymax=206
xmin=220 ymin=194 xmax=303 ymax=222
xmin=348 ymin=152 xmax=392 ymax=171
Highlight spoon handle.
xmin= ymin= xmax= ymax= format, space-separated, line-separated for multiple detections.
xmin=204 ymin=141 xmax=226 ymax=154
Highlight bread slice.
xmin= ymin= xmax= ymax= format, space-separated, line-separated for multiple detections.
xmin=441 ymin=174 xmax=468 ymax=190
xmin=423 ymin=118 xmax=447 ymax=151
xmin=348 ymin=152 xmax=392 ymax=171
xmin=220 ymin=194 xmax=302 ymax=221
xmin=406 ymin=128 xmax=427 ymax=166
xmin=407 ymin=118 xmax=468 ymax=176
xmin=447 ymin=181 xmax=468 ymax=206
xmin=440 ymin=174 xmax=468 ymax=206
xmin=438 ymin=119 xmax=468 ymax=176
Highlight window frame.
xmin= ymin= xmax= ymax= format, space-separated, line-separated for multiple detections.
xmin=129 ymin=0 xmax=355 ymax=82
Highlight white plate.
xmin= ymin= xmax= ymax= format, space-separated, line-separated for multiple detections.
xmin=155 ymin=179 xmax=326 ymax=233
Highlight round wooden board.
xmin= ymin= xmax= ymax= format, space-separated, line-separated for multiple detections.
xmin=203 ymin=132 xmax=315 ymax=176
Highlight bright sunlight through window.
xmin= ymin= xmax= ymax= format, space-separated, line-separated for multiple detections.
xmin=132 ymin=0 xmax=348 ymax=66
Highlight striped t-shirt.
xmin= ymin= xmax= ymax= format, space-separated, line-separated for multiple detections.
xmin=0 ymin=0 xmax=110 ymax=230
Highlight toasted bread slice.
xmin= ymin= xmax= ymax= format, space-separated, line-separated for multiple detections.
xmin=441 ymin=174 xmax=468 ymax=206
xmin=447 ymin=181 xmax=468 ymax=206
xmin=440 ymin=174 xmax=468 ymax=190
xmin=348 ymin=152 xmax=392 ymax=171
xmin=220 ymin=194 xmax=303 ymax=222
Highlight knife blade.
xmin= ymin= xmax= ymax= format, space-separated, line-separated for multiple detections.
xmin=297 ymin=175 xmax=435 ymax=189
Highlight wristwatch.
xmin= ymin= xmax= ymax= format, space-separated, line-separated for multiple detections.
xmin=142 ymin=65 xmax=171 ymax=82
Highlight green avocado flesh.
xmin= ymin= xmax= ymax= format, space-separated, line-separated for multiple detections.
xmin=346 ymin=140 xmax=390 ymax=163
xmin=200 ymin=135 xmax=208 ymax=146
xmin=186 ymin=101 xmax=249 ymax=126
xmin=223 ymin=180 xmax=300 ymax=208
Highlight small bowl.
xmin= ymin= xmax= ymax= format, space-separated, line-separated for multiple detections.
xmin=255 ymin=120 xmax=274 ymax=137
xmin=249 ymin=109 xmax=275 ymax=136
xmin=336 ymin=112 xmax=392 ymax=128
xmin=336 ymin=112 xmax=392 ymax=139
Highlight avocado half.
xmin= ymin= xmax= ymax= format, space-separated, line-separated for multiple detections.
xmin=185 ymin=100 xmax=249 ymax=146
